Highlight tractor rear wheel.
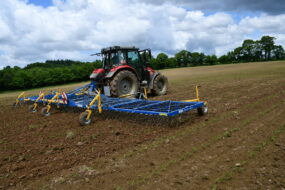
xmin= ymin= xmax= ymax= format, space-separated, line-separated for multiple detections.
xmin=110 ymin=70 xmax=139 ymax=97
xmin=152 ymin=75 xmax=168 ymax=96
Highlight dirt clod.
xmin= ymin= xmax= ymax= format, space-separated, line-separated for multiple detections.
xmin=235 ymin=163 xmax=242 ymax=167
xmin=77 ymin=142 xmax=84 ymax=146
xmin=66 ymin=131 xmax=75 ymax=139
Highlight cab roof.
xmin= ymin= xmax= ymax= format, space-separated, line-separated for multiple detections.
xmin=101 ymin=46 xmax=139 ymax=53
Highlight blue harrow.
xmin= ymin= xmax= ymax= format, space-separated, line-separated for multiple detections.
xmin=15 ymin=82 xmax=208 ymax=126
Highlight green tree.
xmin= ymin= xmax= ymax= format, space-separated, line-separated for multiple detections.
xmin=190 ymin=52 xmax=205 ymax=66
xmin=167 ymin=57 xmax=178 ymax=68
xmin=260 ymin=36 xmax=276 ymax=60
xmin=156 ymin=53 xmax=169 ymax=69
xmin=272 ymin=45 xmax=285 ymax=60
xmin=175 ymin=50 xmax=191 ymax=67
xmin=205 ymin=55 xmax=218 ymax=65
xmin=241 ymin=39 xmax=255 ymax=62
xmin=218 ymin=55 xmax=231 ymax=64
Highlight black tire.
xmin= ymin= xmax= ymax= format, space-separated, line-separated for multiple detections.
xmin=197 ymin=106 xmax=208 ymax=116
xmin=152 ymin=75 xmax=168 ymax=96
xmin=110 ymin=70 xmax=139 ymax=97
xmin=13 ymin=102 xmax=23 ymax=108
xmin=79 ymin=112 xmax=91 ymax=126
xmin=41 ymin=107 xmax=51 ymax=116
xmin=28 ymin=105 xmax=37 ymax=113
xmin=12 ymin=102 xmax=18 ymax=108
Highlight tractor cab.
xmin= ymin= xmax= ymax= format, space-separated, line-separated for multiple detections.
xmin=105 ymin=46 xmax=150 ymax=75
xmin=90 ymin=46 xmax=168 ymax=97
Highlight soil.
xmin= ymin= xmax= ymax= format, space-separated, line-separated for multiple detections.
xmin=0 ymin=61 xmax=284 ymax=190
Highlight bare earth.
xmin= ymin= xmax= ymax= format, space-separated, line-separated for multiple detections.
xmin=0 ymin=61 xmax=284 ymax=190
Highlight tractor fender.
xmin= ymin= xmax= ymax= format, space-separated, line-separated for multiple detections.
xmin=105 ymin=65 xmax=138 ymax=79
xmin=149 ymin=72 xmax=161 ymax=89
xmin=90 ymin=68 xmax=105 ymax=81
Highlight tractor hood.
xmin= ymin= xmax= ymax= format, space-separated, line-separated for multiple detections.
xmin=90 ymin=68 xmax=105 ymax=81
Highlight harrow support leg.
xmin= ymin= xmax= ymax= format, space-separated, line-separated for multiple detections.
xmin=28 ymin=93 xmax=45 ymax=113
xmin=13 ymin=92 xmax=27 ymax=107
xmin=79 ymin=90 xmax=102 ymax=126
xmin=143 ymin=87 xmax=148 ymax=99
xmin=41 ymin=92 xmax=60 ymax=116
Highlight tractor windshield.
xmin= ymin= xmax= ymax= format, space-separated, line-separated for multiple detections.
xmin=110 ymin=51 xmax=126 ymax=65
xmin=103 ymin=51 xmax=126 ymax=69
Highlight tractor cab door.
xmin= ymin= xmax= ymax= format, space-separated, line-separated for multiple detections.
xmin=139 ymin=49 xmax=152 ymax=82
xmin=127 ymin=50 xmax=143 ymax=80
xmin=139 ymin=49 xmax=152 ymax=66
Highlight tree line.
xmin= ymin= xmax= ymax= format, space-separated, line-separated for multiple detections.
xmin=0 ymin=60 xmax=102 ymax=91
xmin=0 ymin=35 xmax=284 ymax=91
xmin=149 ymin=36 xmax=285 ymax=70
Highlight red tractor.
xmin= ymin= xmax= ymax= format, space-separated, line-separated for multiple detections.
xmin=90 ymin=46 xmax=168 ymax=97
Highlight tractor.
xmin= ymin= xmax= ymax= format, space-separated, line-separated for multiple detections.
xmin=90 ymin=46 xmax=168 ymax=97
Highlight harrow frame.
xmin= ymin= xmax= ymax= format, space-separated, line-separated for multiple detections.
xmin=15 ymin=82 xmax=208 ymax=126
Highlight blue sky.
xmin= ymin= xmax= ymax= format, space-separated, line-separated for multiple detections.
xmin=0 ymin=0 xmax=284 ymax=68
xmin=28 ymin=0 xmax=53 ymax=7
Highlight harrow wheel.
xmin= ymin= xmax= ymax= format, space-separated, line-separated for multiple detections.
xmin=28 ymin=105 xmax=37 ymax=113
xmin=13 ymin=101 xmax=24 ymax=108
xmin=12 ymin=102 xmax=18 ymax=108
xmin=41 ymin=107 xmax=51 ymax=117
xmin=197 ymin=106 xmax=208 ymax=116
xmin=79 ymin=111 xmax=91 ymax=126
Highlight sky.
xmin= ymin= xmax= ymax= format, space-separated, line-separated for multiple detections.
xmin=0 ymin=0 xmax=285 ymax=68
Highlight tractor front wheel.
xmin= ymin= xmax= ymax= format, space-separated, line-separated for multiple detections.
xmin=110 ymin=70 xmax=139 ymax=97
xmin=152 ymin=75 xmax=168 ymax=96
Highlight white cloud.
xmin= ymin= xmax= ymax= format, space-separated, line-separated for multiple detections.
xmin=136 ymin=0 xmax=285 ymax=15
xmin=0 ymin=0 xmax=285 ymax=68
xmin=240 ymin=14 xmax=285 ymax=34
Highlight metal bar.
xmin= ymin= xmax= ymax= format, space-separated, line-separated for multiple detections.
xmin=167 ymin=102 xmax=204 ymax=116
xmin=122 ymin=101 xmax=161 ymax=110
xmin=109 ymin=99 xmax=142 ymax=108
xmin=130 ymin=101 xmax=164 ymax=110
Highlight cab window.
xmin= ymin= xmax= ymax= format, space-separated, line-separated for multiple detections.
xmin=110 ymin=51 xmax=126 ymax=65
xmin=127 ymin=51 xmax=139 ymax=64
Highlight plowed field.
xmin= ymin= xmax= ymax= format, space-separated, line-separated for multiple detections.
xmin=0 ymin=61 xmax=284 ymax=190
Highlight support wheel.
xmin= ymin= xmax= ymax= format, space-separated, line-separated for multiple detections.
xmin=110 ymin=70 xmax=139 ymax=97
xmin=28 ymin=105 xmax=37 ymax=113
xmin=79 ymin=112 xmax=91 ymax=126
xmin=197 ymin=106 xmax=208 ymax=116
xmin=152 ymin=75 xmax=168 ymax=96
xmin=12 ymin=102 xmax=18 ymax=108
xmin=41 ymin=107 xmax=51 ymax=116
